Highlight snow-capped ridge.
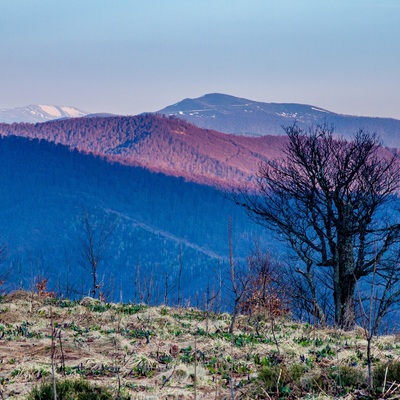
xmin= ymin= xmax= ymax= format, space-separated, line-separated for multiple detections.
xmin=0 ymin=104 xmax=88 ymax=123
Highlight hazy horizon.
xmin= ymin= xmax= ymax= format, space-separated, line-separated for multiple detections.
xmin=2 ymin=0 xmax=399 ymax=119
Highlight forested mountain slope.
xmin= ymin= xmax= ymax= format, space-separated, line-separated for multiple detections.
xmin=0 ymin=135 xmax=270 ymax=301
xmin=0 ymin=114 xmax=285 ymax=188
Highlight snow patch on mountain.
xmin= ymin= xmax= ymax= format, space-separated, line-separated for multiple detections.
xmin=60 ymin=106 xmax=86 ymax=118
xmin=0 ymin=104 xmax=88 ymax=123
xmin=39 ymin=105 xmax=62 ymax=117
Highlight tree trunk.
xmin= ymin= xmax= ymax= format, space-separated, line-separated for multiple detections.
xmin=333 ymin=264 xmax=356 ymax=329
xmin=338 ymin=275 xmax=356 ymax=329
xmin=335 ymin=203 xmax=356 ymax=329
xmin=92 ymin=267 xmax=97 ymax=298
xmin=229 ymin=303 xmax=239 ymax=334
xmin=303 ymin=262 xmax=327 ymax=327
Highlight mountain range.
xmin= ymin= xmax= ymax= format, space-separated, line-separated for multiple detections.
xmin=1 ymin=93 xmax=400 ymax=302
xmin=0 ymin=114 xmax=285 ymax=188
xmin=4 ymin=93 xmax=400 ymax=148
xmin=158 ymin=93 xmax=400 ymax=148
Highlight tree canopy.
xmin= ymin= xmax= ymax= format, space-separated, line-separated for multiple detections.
xmin=236 ymin=124 xmax=400 ymax=329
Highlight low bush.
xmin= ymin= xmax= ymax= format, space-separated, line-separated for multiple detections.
xmin=302 ymin=365 xmax=366 ymax=397
xmin=256 ymin=363 xmax=307 ymax=397
xmin=27 ymin=379 xmax=120 ymax=400
xmin=374 ymin=360 xmax=400 ymax=391
xmin=330 ymin=365 xmax=366 ymax=392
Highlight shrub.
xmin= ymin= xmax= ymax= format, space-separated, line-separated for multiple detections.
xmin=27 ymin=379 xmax=118 ymax=400
xmin=257 ymin=363 xmax=307 ymax=397
xmin=301 ymin=370 xmax=336 ymax=395
xmin=303 ymin=366 xmax=366 ymax=397
xmin=258 ymin=365 xmax=284 ymax=392
xmin=330 ymin=365 xmax=366 ymax=392
xmin=289 ymin=364 xmax=307 ymax=382
xmin=374 ymin=361 xmax=400 ymax=390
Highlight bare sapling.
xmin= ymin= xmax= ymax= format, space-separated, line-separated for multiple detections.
xmin=226 ymin=217 xmax=252 ymax=334
xmin=80 ymin=208 xmax=118 ymax=298
xmin=50 ymin=304 xmax=57 ymax=400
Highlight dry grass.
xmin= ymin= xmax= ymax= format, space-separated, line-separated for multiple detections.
xmin=0 ymin=291 xmax=399 ymax=399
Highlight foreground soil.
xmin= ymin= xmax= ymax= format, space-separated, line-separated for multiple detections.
xmin=0 ymin=291 xmax=399 ymax=399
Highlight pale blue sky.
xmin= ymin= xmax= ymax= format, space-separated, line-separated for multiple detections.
xmin=1 ymin=0 xmax=399 ymax=118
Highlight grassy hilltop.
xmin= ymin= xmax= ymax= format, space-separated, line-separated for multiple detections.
xmin=0 ymin=291 xmax=399 ymax=399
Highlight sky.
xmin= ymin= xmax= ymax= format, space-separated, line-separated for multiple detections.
xmin=1 ymin=0 xmax=399 ymax=119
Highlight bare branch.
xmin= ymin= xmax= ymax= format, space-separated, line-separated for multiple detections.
xmin=233 ymin=123 xmax=400 ymax=329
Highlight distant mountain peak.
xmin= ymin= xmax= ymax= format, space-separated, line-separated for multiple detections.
xmin=158 ymin=93 xmax=400 ymax=147
xmin=0 ymin=104 xmax=88 ymax=123
xmin=162 ymin=93 xmax=335 ymax=115
xmin=199 ymin=92 xmax=248 ymax=105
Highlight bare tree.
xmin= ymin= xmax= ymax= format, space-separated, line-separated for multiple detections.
xmin=226 ymin=217 xmax=253 ymax=333
xmin=0 ymin=241 xmax=9 ymax=293
xmin=235 ymin=123 xmax=400 ymax=329
xmin=176 ymin=243 xmax=183 ymax=307
xmin=0 ymin=242 xmax=6 ymax=263
xmin=239 ymin=249 xmax=288 ymax=335
xmin=80 ymin=209 xmax=118 ymax=298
